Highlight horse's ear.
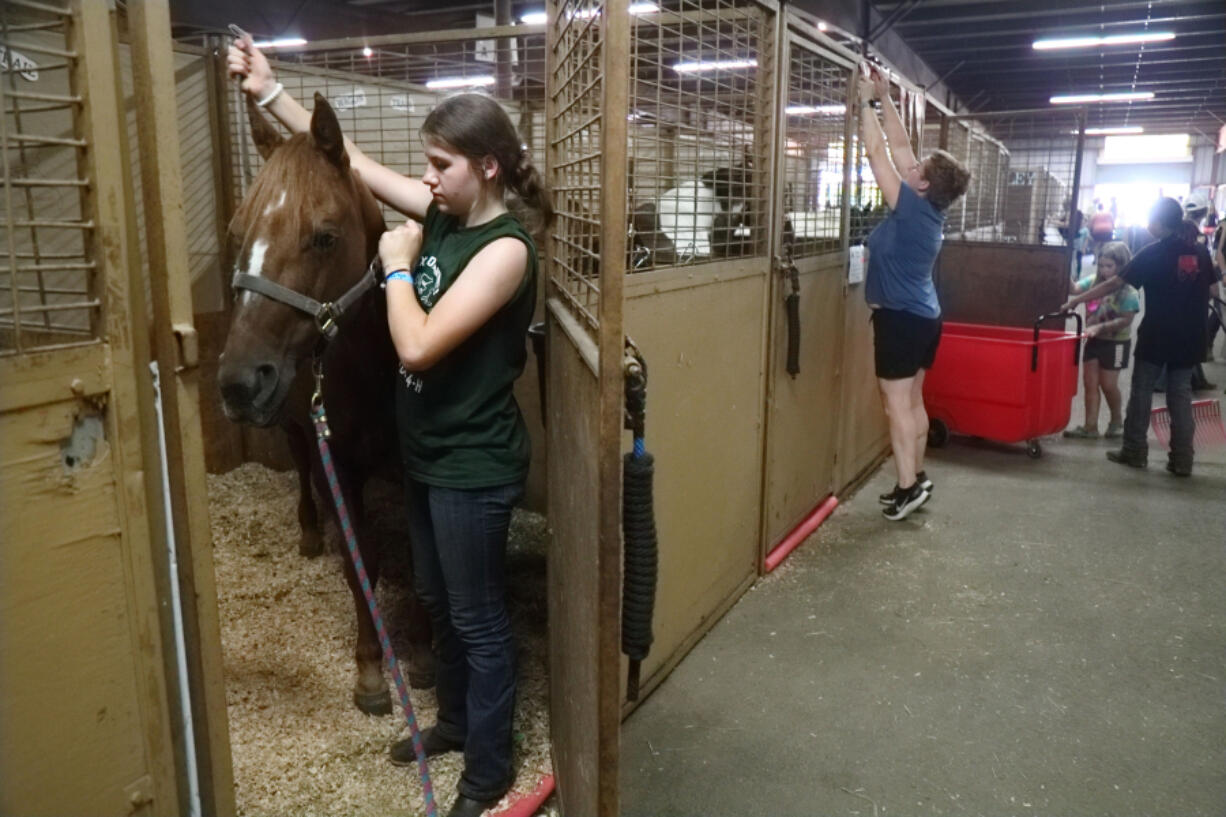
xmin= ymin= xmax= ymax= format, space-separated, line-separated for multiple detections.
xmin=310 ymin=92 xmax=348 ymax=169
xmin=245 ymin=95 xmax=285 ymax=160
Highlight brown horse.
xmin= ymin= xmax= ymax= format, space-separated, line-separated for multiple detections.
xmin=217 ymin=93 xmax=432 ymax=714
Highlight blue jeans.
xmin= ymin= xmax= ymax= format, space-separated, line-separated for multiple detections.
xmin=405 ymin=478 xmax=523 ymax=801
xmin=1123 ymin=358 xmax=1194 ymax=468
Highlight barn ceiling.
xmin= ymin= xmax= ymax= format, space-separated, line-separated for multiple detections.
xmin=875 ymin=0 xmax=1226 ymax=136
xmin=166 ymin=0 xmax=1226 ymax=137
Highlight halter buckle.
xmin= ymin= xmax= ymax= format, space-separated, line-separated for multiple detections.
xmin=315 ymin=302 xmax=340 ymax=338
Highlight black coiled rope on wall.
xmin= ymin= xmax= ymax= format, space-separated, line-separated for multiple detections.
xmin=622 ymin=344 xmax=657 ymax=703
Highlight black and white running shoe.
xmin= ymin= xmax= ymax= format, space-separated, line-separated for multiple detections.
xmin=882 ymin=482 xmax=930 ymax=521
xmin=879 ymin=471 xmax=933 ymax=505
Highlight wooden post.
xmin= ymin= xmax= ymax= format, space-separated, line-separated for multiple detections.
xmin=128 ymin=3 xmax=236 ymax=815
xmin=71 ymin=0 xmax=180 ymax=811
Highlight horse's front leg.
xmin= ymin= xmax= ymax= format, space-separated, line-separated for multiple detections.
xmin=313 ymin=460 xmax=391 ymax=716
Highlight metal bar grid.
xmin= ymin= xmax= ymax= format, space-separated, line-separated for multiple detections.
xmin=547 ymin=0 xmax=606 ymax=327
xmin=947 ymin=108 xmax=1083 ymax=246
xmin=225 ymin=31 xmax=547 ymax=230
xmin=1 ymin=1 xmax=97 ymax=354
xmin=780 ymin=41 xmax=850 ymax=258
xmin=624 ymin=0 xmax=772 ymax=273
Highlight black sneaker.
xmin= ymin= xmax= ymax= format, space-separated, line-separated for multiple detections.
xmin=1106 ymin=449 xmax=1147 ymax=469
xmin=879 ymin=472 xmax=933 ymax=505
xmin=389 ymin=727 xmax=464 ymax=766
xmin=882 ymin=482 xmax=929 ymax=521
xmin=1166 ymin=461 xmax=1192 ymax=477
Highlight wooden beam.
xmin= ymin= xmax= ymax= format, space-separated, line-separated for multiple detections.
xmin=127 ymin=3 xmax=236 ymax=816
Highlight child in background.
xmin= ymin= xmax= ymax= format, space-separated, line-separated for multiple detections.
xmin=1063 ymin=241 xmax=1140 ymax=439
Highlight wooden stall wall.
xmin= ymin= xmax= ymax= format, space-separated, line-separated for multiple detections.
xmin=1 ymin=2 xmax=192 ymax=813
xmin=617 ymin=0 xmax=777 ymax=703
xmin=760 ymin=29 xmax=855 ymax=550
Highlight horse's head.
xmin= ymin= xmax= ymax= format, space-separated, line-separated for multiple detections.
xmin=218 ymin=93 xmax=385 ymax=426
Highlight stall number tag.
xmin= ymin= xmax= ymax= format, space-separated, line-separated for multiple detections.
xmin=332 ymin=88 xmax=366 ymax=112
xmin=848 ymin=245 xmax=866 ymax=284
xmin=0 ymin=45 xmax=39 ymax=81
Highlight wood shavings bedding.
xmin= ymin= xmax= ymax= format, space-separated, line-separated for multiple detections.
xmin=209 ymin=463 xmax=552 ymax=816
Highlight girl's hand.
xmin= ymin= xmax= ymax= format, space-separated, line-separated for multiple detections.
xmin=227 ymin=35 xmax=277 ymax=99
xmin=1084 ymin=323 xmax=1102 ymax=339
xmin=858 ymin=76 xmax=876 ymax=107
xmin=379 ymin=221 xmax=424 ymax=273
xmin=871 ymin=66 xmax=889 ymax=101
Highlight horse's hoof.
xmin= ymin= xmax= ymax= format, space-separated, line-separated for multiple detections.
xmin=353 ymin=688 xmax=392 ymax=716
xmin=299 ymin=532 xmax=324 ymax=558
xmin=408 ymin=668 xmax=436 ymax=690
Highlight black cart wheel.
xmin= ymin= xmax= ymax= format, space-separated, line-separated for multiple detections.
xmin=928 ymin=418 xmax=950 ymax=448
xmin=1026 ymin=439 xmax=1042 ymax=459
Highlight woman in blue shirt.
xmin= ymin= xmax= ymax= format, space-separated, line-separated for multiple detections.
xmin=858 ymin=66 xmax=970 ymax=520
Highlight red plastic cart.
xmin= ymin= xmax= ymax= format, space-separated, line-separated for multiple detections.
xmin=923 ymin=311 xmax=1083 ymax=458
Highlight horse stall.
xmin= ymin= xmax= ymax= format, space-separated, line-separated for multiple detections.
xmin=930 ymin=107 xmax=1086 ymax=330
xmin=545 ymin=2 xmax=904 ymax=811
xmin=176 ymin=23 xmax=567 ymax=817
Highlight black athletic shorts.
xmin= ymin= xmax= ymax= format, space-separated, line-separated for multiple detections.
xmin=1082 ymin=337 xmax=1131 ymax=371
xmin=871 ymin=307 xmax=943 ymax=380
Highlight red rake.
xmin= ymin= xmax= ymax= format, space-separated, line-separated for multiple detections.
xmin=1150 ymin=399 xmax=1226 ymax=450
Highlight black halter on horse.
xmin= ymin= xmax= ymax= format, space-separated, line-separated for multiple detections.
xmin=230 ymin=258 xmax=382 ymax=341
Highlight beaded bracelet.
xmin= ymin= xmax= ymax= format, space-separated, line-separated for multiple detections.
xmin=256 ymin=82 xmax=284 ymax=108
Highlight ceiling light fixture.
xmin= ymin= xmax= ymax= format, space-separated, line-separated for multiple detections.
xmin=362 ymin=46 xmax=373 ymax=58
xmin=519 ymin=10 xmax=547 ymax=24
xmin=674 ymin=58 xmax=758 ymax=73
xmin=426 ymin=75 xmax=497 ymax=89
xmin=252 ymin=37 xmax=307 ymax=49
xmin=1050 ymin=91 xmax=1154 ymax=104
xmin=1033 ymin=31 xmax=1175 ymax=51
xmin=787 ymin=104 xmax=846 ymax=115
xmin=1077 ymin=126 xmax=1145 ymax=135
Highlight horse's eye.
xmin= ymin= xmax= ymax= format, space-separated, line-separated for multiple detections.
xmin=313 ymin=231 xmax=337 ymax=252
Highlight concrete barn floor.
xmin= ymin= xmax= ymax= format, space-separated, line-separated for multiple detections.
xmin=621 ymin=355 xmax=1226 ymax=816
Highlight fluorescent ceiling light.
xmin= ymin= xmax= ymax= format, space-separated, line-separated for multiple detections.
xmin=1033 ymin=31 xmax=1175 ymax=50
xmin=1076 ymin=126 xmax=1145 ymax=135
xmin=426 ymin=75 xmax=496 ymax=89
xmin=253 ymin=37 xmax=307 ymax=49
xmin=520 ymin=10 xmax=547 ymax=24
xmin=674 ymin=58 xmax=758 ymax=73
xmin=787 ymin=104 xmax=846 ymax=115
xmin=570 ymin=2 xmax=658 ymax=20
xmin=1050 ymin=91 xmax=1154 ymax=104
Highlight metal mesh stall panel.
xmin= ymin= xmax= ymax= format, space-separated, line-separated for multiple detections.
xmin=943 ymin=119 xmax=970 ymax=236
xmin=780 ymin=43 xmax=851 ymax=258
xmin=224 ymin=30 xmax=547 ymax=228
xmin=1 ymin=2 xmax=97 ymax=353
xmin=625 ymin=0 xmax=773 ymax=272
xmin=549 ymin=0 xmax=606 ymax=327
xmin=946 ymin=109 xmax=1084 ymax=246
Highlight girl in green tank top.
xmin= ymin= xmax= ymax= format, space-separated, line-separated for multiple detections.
xmin=229 ymin=37 xmax=553 ymax=817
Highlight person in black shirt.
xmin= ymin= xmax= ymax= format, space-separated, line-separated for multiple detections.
xmin=1064 ymin=198 xmax=1221 ymax=476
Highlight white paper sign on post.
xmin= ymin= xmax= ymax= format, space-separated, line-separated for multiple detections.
xmin=848 ymin=244 xmax=866 ymax=284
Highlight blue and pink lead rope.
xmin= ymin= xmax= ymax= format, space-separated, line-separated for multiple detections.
xmin=311 ymin=402 xmax=437 ymax=817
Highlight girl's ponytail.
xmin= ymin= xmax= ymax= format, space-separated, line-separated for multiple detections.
xmin=510 ymin=151 xmax=555 ymax=235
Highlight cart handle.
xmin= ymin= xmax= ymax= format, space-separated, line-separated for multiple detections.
xmin=1031 ymin=310 xmax=1083 ymax=372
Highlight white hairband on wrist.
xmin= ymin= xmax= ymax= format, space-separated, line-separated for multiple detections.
xmin=256 ymin=82 xmax=284 ymax=108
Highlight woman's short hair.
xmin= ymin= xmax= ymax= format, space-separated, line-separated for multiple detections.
xmin=1096 ymin=241 xmax=1132 ymax=272
xmin=923 ymin=150 xmax=972 ymax=211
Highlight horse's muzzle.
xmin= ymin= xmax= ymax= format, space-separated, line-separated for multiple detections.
xmin=218 ymin=356 xmax=287 ymax=426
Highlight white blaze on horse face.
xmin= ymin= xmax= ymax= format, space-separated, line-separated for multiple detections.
xmin=263 ymin=190 xmax=287 ymax=216
xmin=239 ymin=238 xmax=270 ymax=304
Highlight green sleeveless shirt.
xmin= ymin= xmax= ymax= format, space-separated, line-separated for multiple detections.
xmin=394 ymin=202 xmax=538 ymax=489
